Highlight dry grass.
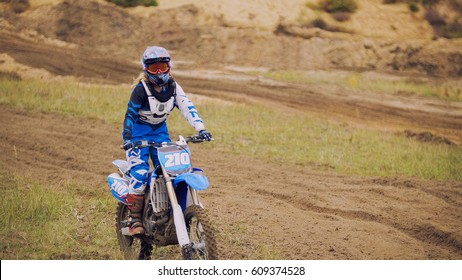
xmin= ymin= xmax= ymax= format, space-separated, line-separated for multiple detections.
xmin=1 ymin=77 xmax=461 ymax=180
xmin=0 ymin=174 xmax=122 ymax=259
xmin=1 ymin=75 xmax=461 ymax=259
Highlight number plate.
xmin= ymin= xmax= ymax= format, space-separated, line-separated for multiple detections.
xmin=157 ymin=145 xmax=192 ymax=175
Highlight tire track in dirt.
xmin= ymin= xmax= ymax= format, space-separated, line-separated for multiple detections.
xmin=180 ymin=76 xmax=462 ymax=146
xmin=0 ymin=30 xmax=138 ymax=84
xmin=197 ymin=144 xmax=462 ymax=259
xmin=1 ymin=27 xmax=462 ymax=258
xmin=254 ymin=188 xmax=462 ymax=256
xmin=367 ymin=178 xmax=462 ymax=208
xmin=1 ymin=106 xmax=462 ymax=259
xmin=0 ymin=105 xmax=120 ymax=185
xmin=2 ymin=28 xmax=461 ymax=145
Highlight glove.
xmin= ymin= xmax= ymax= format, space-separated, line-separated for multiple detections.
xmin=199 ymin=130 xmax=212 ymax=141
xmin=123 ymin=140 xmax=133 ymax=151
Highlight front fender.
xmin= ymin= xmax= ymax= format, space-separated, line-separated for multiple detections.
xmin=173 ymin=173 xmax=209 ymax=190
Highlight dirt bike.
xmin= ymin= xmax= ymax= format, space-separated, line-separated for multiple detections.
xmin=107 ymin=135 xmax=217 ymax=260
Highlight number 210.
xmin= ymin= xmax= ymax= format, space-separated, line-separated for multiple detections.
xmin=164 ymin=152 xmax=190 ymax=167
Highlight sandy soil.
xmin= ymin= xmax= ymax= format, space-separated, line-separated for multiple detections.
xmin=4 ymin=0 xmax=462 ymax=77
xmin=1 ymin=28 xmax=461 ymax=145
xmin=1 ymin=32 xmax=462 ymax=258
xmin=1 ymin=105 xmax=461 ymax=259
xmin=1 ymin=0 xmax=462 ymax=260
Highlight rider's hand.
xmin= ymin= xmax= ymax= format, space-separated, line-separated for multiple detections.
xmin=123 ymin=140 xmax=133 ymax=151
xmin=199 ymin=130 xmax=213 ymax=141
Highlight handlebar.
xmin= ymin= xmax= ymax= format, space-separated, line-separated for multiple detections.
xmin=121 ymin=135 xmax=213 ymax=150
xmin=186 ymin=135 xmax=212 ymax=143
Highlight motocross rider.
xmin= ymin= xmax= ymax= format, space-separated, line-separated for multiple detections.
xmin=122 ymin=46 xmax=212 ymax=236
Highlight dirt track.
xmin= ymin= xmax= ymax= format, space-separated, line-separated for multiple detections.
xmin=1 ymin=15 xmax=462 ymax=259
xmin=2 ymin=28 xmax=461 ymax=146
xmin=1 ymin=104 xmax=462 ymax=259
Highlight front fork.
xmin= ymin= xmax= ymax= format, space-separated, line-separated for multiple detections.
xmin=162 ymin=167 xmax=191 ymax=247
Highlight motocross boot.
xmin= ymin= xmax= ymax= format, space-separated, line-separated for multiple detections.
xmin=126 ymin=194 xmax=145 ymax=236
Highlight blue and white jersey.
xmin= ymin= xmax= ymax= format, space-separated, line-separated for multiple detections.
xmin=122 ymin=77 xmax=205 ymax=141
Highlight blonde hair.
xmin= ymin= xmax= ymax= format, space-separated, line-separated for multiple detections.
xmin=131 ymin=72 xmax=148 ymax=90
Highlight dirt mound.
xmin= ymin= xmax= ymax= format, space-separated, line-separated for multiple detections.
xmin=2 ymin=0 xmax=462 ymax=77
xmin=0 ymin=29 xmax=139 ymax=83
xmin=10 ymin=0 xmax=150 ymax=60
xmin=275 ymin=23 xmax=462 ymax=77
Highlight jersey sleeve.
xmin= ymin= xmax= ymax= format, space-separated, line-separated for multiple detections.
xmin=175 ymin=82 xmax=206 ymax=132
xmin=122 ymin=85 xmax=143 ymax=141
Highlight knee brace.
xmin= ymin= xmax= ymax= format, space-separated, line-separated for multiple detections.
xmin=127 ymin=147 xmax=150 ymax=195
xmin=129 ymin=164 xmax=149 ymax=194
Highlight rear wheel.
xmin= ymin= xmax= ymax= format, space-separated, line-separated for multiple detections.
xmin=182 ymin=205 xmax=218 ymax=260
xmin=115 ymin=202 xmax=152 ymax=260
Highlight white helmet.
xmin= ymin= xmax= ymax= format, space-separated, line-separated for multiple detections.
xmin=141 ymin=46 xmax=171 ymax=85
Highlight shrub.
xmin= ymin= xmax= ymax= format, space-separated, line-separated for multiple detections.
xmin=383 ymin=0 xmax=439 ymax=10
xmin=312 ymin=18 xmax=328 ymax=29
xmin=320 ymin=0 xmax=358 ymax=13
xmin=1 ymin=0 xmax=30 ymax=13
xmin=106 ymin=0 xmax=158 ymax=8
xmin=409 ymin=2 xmax=420 ymax=12
xmin=421 ymin=0 xmax=439 ymax=7
xmin=440 ymin=20 xmax=462 ymax=38
xmin=424 ymin=7 xmax=462 ymax=38
xmin=425 ymin=8 xmax=446 ymax=26
xmin=310 ymin=18 xmax=344 ymax=32
xmin=383 ymin=0 xmax=439 ymax=5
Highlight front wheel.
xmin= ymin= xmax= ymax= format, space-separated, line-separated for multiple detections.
xmin=182 ymin=205 xmax=218 ymax=260
xmin=115 ymin=202 xmax=152 ymax=260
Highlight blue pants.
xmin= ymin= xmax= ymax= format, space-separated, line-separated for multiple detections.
xmin=126 ymin=121 xmax=171 ymax=195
